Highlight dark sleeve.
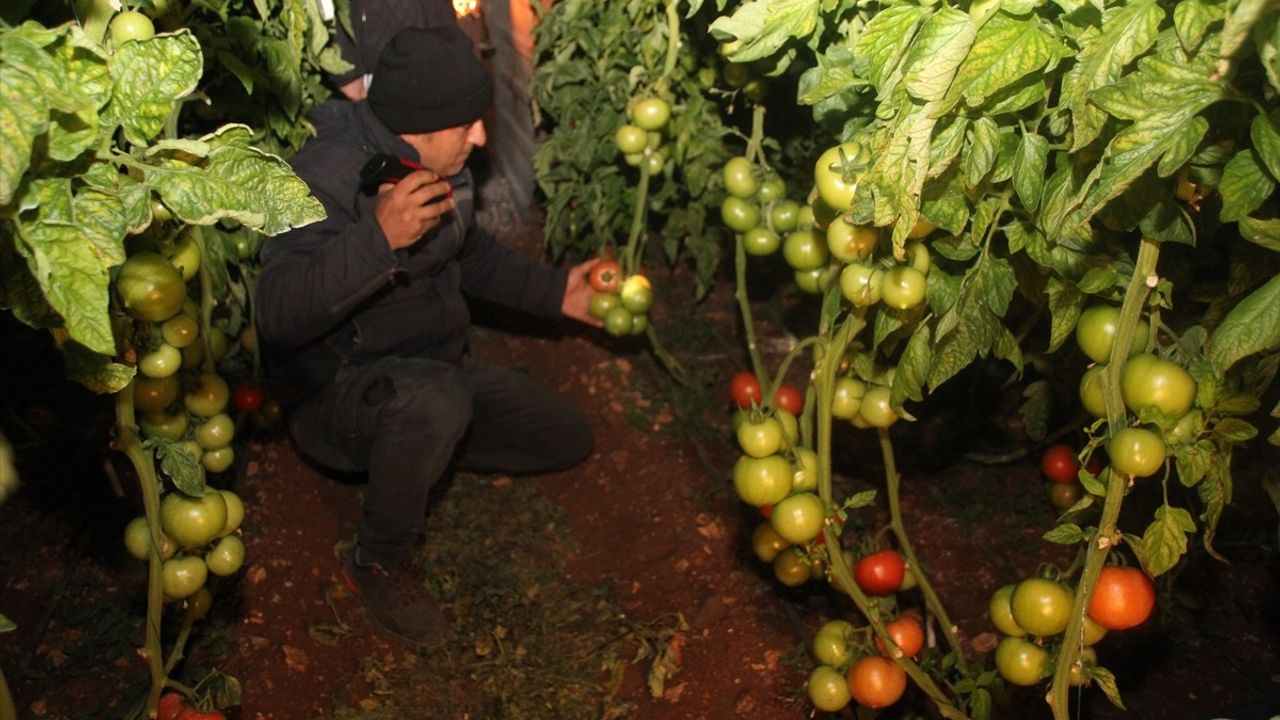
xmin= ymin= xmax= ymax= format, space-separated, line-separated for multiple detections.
xmin=254 ymin=184 xmax=402 ymax=349
xmin=457 ymin=226 xmax=568 ymax=320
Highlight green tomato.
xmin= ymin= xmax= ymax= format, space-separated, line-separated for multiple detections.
xmin=995 ymin=637 xmax=1049 ymax=687
xmin=905 ymin=241 xmax=931 ymax=274
xmin=615 ymin=124 xmax=647 ymax=154
xmin=194 ymin=413 xmax=235 ymax=450
xmin=1076 ymin=306 xmax=1152 ymax=364
xmin=124 ymin=516 xmax=176 ymax=561
xmin=782 ymin=230 xmax=828 ymax=271
xmin=629 ymin=312 xmax=649 ymax=336
xmin=117 ymin=252 xmax=186 ymax=322
xmin=769 ymin=200 xmax=800 ymax=233
xmin=631 ymin=97 xmax=671 ymax=131
xmin=732 ymin=454 xmax=794 ymax=507
xmin=722 ymin=156 xmax=758 ymax=199
xmin=1121 ymin=354 xmax=1196 ymax=419
xmin=161 ymin=314 xmax=200 ymax=349
xmin=756 ymin=176 xmax=786 ymax=204
xmin=588 ymin=292 xmax=621 ymax=321
xmin=742 ymin=227 xmax=781 ymax=256
xmin=1079 ymin=364 xmax=1108 ymax=418
xmin=857 ymin=386 xmax=897 ymax=428
xmin=791 ymin=448 xmax=818 ymax=493
xmin=206 ymin=327 xmax=229 ymax=362
xmin=770 ymin=492 xmax=824 ymax=544
xmin=160 ymin=490 xmax=229 ymax=549
xmin=812 ymin=619 xmax=855 ymax=667
xmin=219 ymin=490 xmax=245 ymax=536
xmin=161 ymin=233 xmax=201 ymax=282
xmin=204 ymin=534 xmax=246 ymax=576
xmin=201 ymin=446 xmax=235 ymax=473
xmin=139 ymin=410 xmax=188 ymax=441
xmin=181 ymin=338 xmax=205 ymax=369
xmin=603 ymin=306 xmax=634 ymax=337
xmin=131 ymin=375 xmax=179 ymax=414
xmin=813 ymin=143 xmax=866 ymax=211
xmin=643 ymin=151 xmax=665 ymax=176
xmin=794 ymin=267 xmax=836 ymax=294
xmin=722 ymin=62 xmax=750 ymax=88
xmin=184 ymin=372 xmax=230 ymax=417
xmin=161 ymin=555 xmax=208 ymax=600
xmin=110 ymin=10 xmax=155 ymax=46
xmin=721 ymin=196 xmax=762 ymax=233
xmin=988 ymin=584 xmax=1027 ymax=637
xmin=772 ymin=546 xmax=812 ymax=587
xmin=139 ymin=344 xmax=182 ymax=379
xmin=737 ymin=417 xmax=783 ymax=458
xmin=880 ymin=266 xmax=928 ymax=310
xmin=830 ymin=377 xmax=866 ymax=420
xmin=826 ymin=217 xmax=878 ymax=262
xmin=1107 ymin=427 xmax=1166 ymax=478
xmin=839 ymin=263 xmax=882 ymax=307
xmin=619 ymin=275 xmax=653 ymax=314
xmin=1010 ymin=578 xmax=1074 ymax=637
xmin=807 ymin=665 xmax=851 ymax=712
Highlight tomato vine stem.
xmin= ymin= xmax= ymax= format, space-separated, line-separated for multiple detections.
xmin=1049 ymin=236 xmax=1161 ymax=719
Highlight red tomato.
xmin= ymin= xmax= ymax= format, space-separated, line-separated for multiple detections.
xmin=772 ymin=382 xmax=804 ymax=414
xmin=1087 ymin=566 xmax=1155 ymax=630
xmin=846 ymin=656 xmax=907 ymax=709
xmin=854 ymin=550 xmax=906 ymax=595
xmin=232 ymin=383 xmax=264 ymax=413
xmin=589 ymin=259 xmax=623 ymax=293
xmin=1040 ymin=444 xmax=1079 ymax=484
xmin=875 ymin=615 xmax=925 ymax=659
xmin=730 ymin=371 xmax=763 ymax=408
xmin=157 ymin=693 xmax=186 ymax=720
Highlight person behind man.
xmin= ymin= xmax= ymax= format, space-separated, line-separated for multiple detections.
xmin=254 ymin=24 xmax=600 ymax=646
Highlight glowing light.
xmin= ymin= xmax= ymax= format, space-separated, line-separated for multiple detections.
xmin=453 ymin=0 xmax=479 ymax=16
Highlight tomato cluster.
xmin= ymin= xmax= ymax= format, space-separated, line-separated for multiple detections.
xmin=615 ymin=97 xmax=672 ymax=177
xmin=805 ymin=600 xmax=921 ymax=711
xmin=587 ymin=260 xmax=653 ymax=337
xmin=124 ymin=488 xmax=247 ymax=602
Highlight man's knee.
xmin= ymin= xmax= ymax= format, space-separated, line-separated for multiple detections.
xmin=367 ymin=359 xmax=473 ymax=440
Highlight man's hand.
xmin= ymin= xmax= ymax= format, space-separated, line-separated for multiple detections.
xmin=562 ymin=258 xmax=604 ymax=327
xmin=374 ymin=170 xmax=455 ymax=251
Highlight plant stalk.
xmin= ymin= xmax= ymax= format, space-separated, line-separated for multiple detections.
xmin=1049 ymin=236 xmax=1161 ymax=719
xmin=733 ymin=235 xmax=765 ymax=381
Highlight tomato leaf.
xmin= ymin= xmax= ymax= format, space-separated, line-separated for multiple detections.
xmin=1079 ymin=468 xmax=1107 ymax=497
xmin=58 ymin=339 xmax=135 ymax=394
xmin=0 ymin=62 xmax=48 ymax=205
xmin=104 ymin=31 xmax=204 ymax=145
xmin=1019 ymin=380 xmax=1051 ymax=442
xmin=148 ymin=437 xmax=207 ymax=496
xmin=901 ymin=8 xmax=975 ymax=103
xmin=1237 ymin=216 xmax=1280 ymax=253
xmin=144 ymin=136 xmax=324 ymax=235
xmin=1044 ymin=276 xmax=1083 ymax=352
xmin=891 ymin=323 xmax=931 ymax=406
xmin=1174 ymin=0 xmax=1228 ymax=52
xmin=1138 ymin=503 xmax=1196 ymax=577
xmin=852 ymin=4 xmax=931 ymax=96
xmin=963 ymin=117 xmax=1000 ymax=190
xmin=841 ymin=490 xmax=877 ymax=513
xmin=1198 ymin=459 xmax=1233 ymax=562
xmin=1250 ymin=111 xmax=1280 ymax=181
xmin=0 ymin=614 xmax=14 ymax=632
xmin=1174 ymin=439 xmax=1213 ymax=488
xmin=1011 ymin=130 xmax=1049 ymax=211
xmin=1043 ymin=523 xmax=1086 ymax=545
xmin=709 ymin=0 xmax=820 ymax=64
xmin=1207 ymin=273 xmax=1280 ymax=373
xmin=1213 ymin=417 xmax=1258 ymax=443
xmin=968 ymin=686 xmax=992 ymax=720
xmin=1090 ymin=665 xmax=1127 ymax=710
xmin=943 ymin=11 xmax=1067 ymax=113
xmin=1061 ymin=0 xmax=1164 ymax=152
xmin=1219 ymin=149 xmax=1277 ymax=222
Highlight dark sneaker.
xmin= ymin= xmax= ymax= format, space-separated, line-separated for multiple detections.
xmin=343 ymin=553 xmax=450 ymax=647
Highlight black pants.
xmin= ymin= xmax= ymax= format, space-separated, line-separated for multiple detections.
xmin=288 ymin=356 xmax=592 ymax=564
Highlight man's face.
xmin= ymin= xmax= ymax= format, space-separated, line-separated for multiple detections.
xmin=401 ymin=119 xmax=486 ymax=177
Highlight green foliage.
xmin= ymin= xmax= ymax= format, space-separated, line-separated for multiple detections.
xmin=0 ymin=22 xmax=323 ymax=393
xmin=532 ymin=0 xmax=733 ymax=297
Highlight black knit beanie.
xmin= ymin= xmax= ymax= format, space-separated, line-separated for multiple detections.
xmin=367 ymin=25 xmax=492 ymax=134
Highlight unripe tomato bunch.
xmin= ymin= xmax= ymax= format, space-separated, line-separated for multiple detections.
xmin=614 ymin=96 xmax=673 ymax=177
xmin=124 ymin=488 xmax=248 ymax=602
xmin=1073 ymin=304 xmax=1199 ymax=483
xmin=586 ymin=258 xmax=653 ymax=337
xmin=987 ymin=565 xmax=1154 ymax=689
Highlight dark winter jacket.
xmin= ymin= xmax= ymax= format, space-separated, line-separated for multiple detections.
xmin=254 ymin=100 xmax=567 ymax=405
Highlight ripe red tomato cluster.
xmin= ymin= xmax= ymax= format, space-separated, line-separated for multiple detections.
xmin=729 ymin=371 xmax=803 ymax=414
xmin=587 ymin=258 xmax=653 ymax=338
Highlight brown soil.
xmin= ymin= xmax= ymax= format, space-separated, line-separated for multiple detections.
xmin=3 ymin=218 xmax=1279 ymax=720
